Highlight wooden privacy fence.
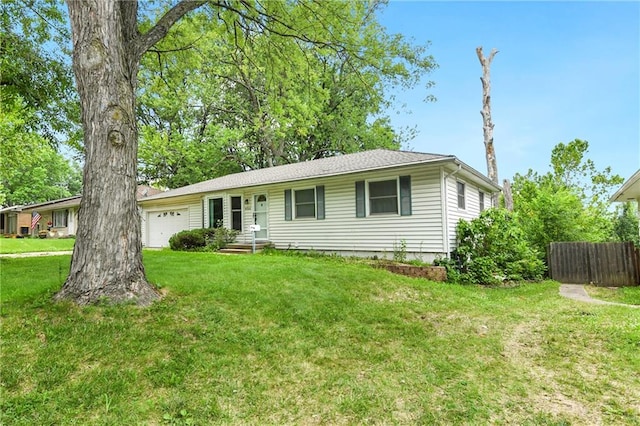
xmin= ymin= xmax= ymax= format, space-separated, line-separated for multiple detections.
xmin=548 ymin=242 xmax=640 ymax=287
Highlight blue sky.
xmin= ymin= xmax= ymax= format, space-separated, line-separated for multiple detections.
xmin=378 ymin=1 xmax=639 ymax=183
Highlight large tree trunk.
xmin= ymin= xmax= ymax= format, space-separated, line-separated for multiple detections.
xmin=56 ymin=0 xmax=204 ymax=305
xmin=476 ymin=46 xmax=498 ymax=185
xmin=476 ymin=46 xmax=512 ymax=209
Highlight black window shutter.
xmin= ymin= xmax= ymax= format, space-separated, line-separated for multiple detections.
xmin=284 ymin=189 xmax=292 ymax=221
xmin=400 ymin=175 xmax=412 ymax=216
xmin=316 ymin=185 xmax=325 ymax=220
xmin=355 ymin=181 xmax=365 ymax=218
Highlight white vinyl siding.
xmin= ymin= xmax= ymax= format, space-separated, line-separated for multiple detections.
xmin=266 ymin=165 xmax=445 ymax=258
xmin=446 ymin=177 xmax=485 ymax=251
xmin=138 ymin=163 xmax=497 ymax=259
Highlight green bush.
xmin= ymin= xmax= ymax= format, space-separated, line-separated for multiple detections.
xmin=169 ymin=229 xmax=209 ymax=251
xmin=432 ymin=256 xmax=461 ymax=283
xmin=168 ymin=227 xmax=238 ymax=252
xmin=209 ymin=226 xmax=239 ymax=250
xmin=453 ymin=208 xmax=545 ymax=285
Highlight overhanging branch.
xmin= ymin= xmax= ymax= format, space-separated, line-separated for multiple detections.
xmin=134 ymin=1 xmax=207 ymax=60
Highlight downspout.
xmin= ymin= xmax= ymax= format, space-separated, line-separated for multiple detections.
xmin=441 ymin=163 xmax=462 ymax=256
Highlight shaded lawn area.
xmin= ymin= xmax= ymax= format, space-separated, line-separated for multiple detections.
xmin=1 ymin=251 xmax=639 ymax=425
xmin=0 ymin=237 xmax=75 ymax=254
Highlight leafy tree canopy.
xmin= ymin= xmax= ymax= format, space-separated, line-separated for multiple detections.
xmin=612 ymin=202 xmax=639 ymax=246
xmin=0 ymin=0 xmax=81 ymax=148
xmin=0 ymin=97 xmax=82 ymax=206
xmin=511 ymin=139 xmax=624 ymax=256
xmin=137 ymin=0 xmax=436 ymax=188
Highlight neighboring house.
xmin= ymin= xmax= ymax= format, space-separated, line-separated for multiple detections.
xmin=20 ymin=195 xmax=82 ymax=237
xmin=138 ymin=149 xmax=501 ymax=261
xmin=0 ymin=206 xmax=32 ymax=236
xmin=610 ymin=169 xmax=640 ymax=235
xmin=21 ymin=186 xmax=163 ymax=237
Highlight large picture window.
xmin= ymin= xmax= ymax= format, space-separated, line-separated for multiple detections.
xmin=369 ymin=179 xmax=398 ymax=214
xmin=209 ymin=198 xmax=223 ymax=228
xmin=295 ymin=188 xmax=316 ymax=218
xmin=53 ymin=210 xmax=68 ymax=227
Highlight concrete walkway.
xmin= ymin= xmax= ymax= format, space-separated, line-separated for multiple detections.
xmin=0 ymin=251 xmax=73 ymax=258
xmin=559 ymin=283 xmax=639 ymax=308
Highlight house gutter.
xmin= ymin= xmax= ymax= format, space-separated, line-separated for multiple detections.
xmin=441 ymin=162 xmax=462 ymax=256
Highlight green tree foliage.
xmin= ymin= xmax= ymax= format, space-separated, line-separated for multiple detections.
xmin=452 ymin=209 xmax=545 ymax=285
xmin=612 ymin=202 xmax=639 ymax=245
xmin=0 ymin=0 xmax=80 ymax=148
xmin=0 ymin=98 xmax=82 ymax=206
xmin=511 ymin=139 xmax=623 ymax=258
xmin=137 ymin=1 xmax=436 ymax=187
xmin=0 ymin=0 xmax=82 ymax=206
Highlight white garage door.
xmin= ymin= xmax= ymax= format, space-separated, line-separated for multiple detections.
xmin=147 ymin=209 xmax=189 ymax=247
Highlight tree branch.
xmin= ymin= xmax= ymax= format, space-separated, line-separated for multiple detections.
xmin=134 ymin=1 xmax=207 ymax=61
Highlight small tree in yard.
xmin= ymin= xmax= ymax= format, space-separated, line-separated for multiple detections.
xmin=511 ymin=139 xmax=624 ymax=259
xmin=452 ymin=209 xmax=545 ymax=285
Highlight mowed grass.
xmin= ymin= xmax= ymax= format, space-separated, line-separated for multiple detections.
xmin=584 ymin=285 xmax=640 ymax=306
xmin=0 ymin=237 xmax=75 ymax=254
xmin=1 ymin=251 xmax=639 ymax=425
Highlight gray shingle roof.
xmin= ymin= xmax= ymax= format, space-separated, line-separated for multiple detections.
xmin=140 ymin=149 xmax=460 ymax=202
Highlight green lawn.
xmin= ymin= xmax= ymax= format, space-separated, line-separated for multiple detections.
xmin=0 ymin=237 xmax=75 ymax=254
xmin=584 ymin=285 xmax=640 ymax=306
xmin=1 ymin=251 xmax=639 ymax=425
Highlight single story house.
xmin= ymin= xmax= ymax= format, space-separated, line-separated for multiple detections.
xmin=138 ymin=149 xmax=501 ymax=261
xmin=19 ymin=195 xmax=82 ymax=237
xmin=0 ymin=206 xmax=32 ymax=236
xmin=20 ymin=186 xmax=163 ymax=237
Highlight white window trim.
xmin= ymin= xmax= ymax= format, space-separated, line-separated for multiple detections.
xmin=229 ymin=194 xmax=243 ymax=231
xmin=456 ymin=181 xmax=466 ymax=210
xmin=294 ymin=187 xmax=316 ymax=219
xmin=366 ymin=177 xmax=400 ymax=216
xmin=52 ymin=209 xmax=68 ymax=228
xmin=206 ymin=195 xmax=225 ymax=228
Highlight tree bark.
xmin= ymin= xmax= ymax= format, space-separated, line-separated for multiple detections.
xmin=476 ymin=46 xmax=498 ymax=183
xmin=502 ymin=178 xmax=513 ymax=211
xmin=476 ymin=46 xmax=507 ymax=208
xmin=56 ymin=0 xmax=203 ymax=305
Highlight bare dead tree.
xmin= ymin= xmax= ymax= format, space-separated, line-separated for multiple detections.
xmin=476 ymin=46 xmax=512 ymax=209
xmin=476 ymin=46 xmax=498 ymax=184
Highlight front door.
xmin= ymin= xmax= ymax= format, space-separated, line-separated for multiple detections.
xmin=253 ymin=194 xmax=268 ymax=239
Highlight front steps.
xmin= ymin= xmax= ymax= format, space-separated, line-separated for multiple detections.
xmin=218 ymin=242 xmax=271 ymax=254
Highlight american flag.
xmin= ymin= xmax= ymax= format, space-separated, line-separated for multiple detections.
xmin=30 ymin=211 xmax=41 ymax=229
